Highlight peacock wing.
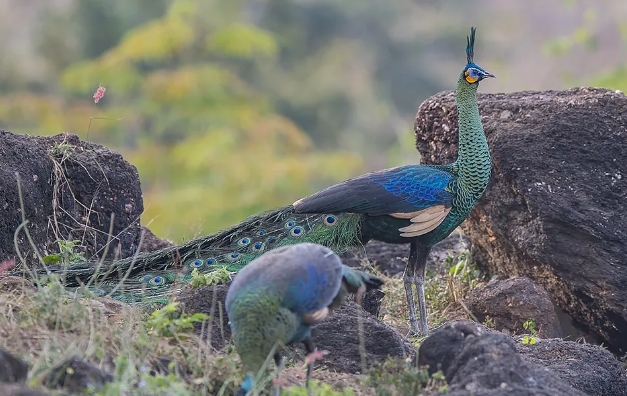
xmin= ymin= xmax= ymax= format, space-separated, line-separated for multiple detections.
xmin=293 ymin=165 xmax=455 ymax=237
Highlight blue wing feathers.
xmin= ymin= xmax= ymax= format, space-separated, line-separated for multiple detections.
xmin=294 ymin=165 xmax=454 ymax=215
xmin=381 ymin=167 xmax=453 ymax=208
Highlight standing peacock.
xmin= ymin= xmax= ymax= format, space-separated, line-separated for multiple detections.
xmin=18 ymin=27 xmax=493 ymax=336
xmin=226 ymin=242 xmax=383 ymax=396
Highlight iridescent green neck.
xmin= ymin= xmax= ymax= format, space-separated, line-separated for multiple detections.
xmin=453 ymin=74 xmax=491 ymax=197
xmin=230 ymin=291 xmax=298 ymax=378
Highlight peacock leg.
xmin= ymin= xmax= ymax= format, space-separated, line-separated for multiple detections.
xmin=403 ymin=241 xmax=420 ymax=336
xmin=273 ymin=352 xmax=283 ymax=396
xmin=413 ymin=245 xmax=430 ymax=336
xmin=303 ymin=338 xmax=315 ymax=394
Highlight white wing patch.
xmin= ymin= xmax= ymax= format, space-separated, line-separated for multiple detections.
xmin=302 ymin=307 xmax=329 ymax=324
xmin=390 ymin=205 xmax=451 ymax=237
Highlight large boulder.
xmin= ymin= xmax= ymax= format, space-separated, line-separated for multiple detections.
xmin=419 ymin=320 xmax=627 ymax=396
xmin=464 ymin=277 xmax=563 ymax=338
xmin=414 ymin=88 xmax=627 ymax=353
xmin=0 ymin=130 xmax=169 ymax=267
xmin=516 ymin=337 xmax=627 ymax=396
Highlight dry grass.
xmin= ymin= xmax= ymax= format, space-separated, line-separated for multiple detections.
xmin=377 ymin=248 xmax=485 ymax=346
xmin=0 ymin=242 xmax=484 ymax=395
xmin=0 ymin=274 xmax=242 ymax=395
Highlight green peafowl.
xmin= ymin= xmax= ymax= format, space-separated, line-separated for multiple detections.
xmin=225 ymin=242 xmax=383 ymax=396
xmin=15 ymin=27 xmax=493 ymax=336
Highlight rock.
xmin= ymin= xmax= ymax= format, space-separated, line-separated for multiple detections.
xmin=418 ymin=320 xmax=587 ymax=396
xmin=0 ymin=384 xmax=50 ymax=396
xmin=0 ymin=349 xmax=28 ymax=383
xmin=340 ymin=233 xmax=470 ymax=277
xmin=178 ymin=285 xmax=411 ymax=374
xmin=0 ymin=130 xmax=153 ymax=266
xmin=43 ymin=356 xmax=112 ymax=393
xmin=176 ymin=284 xmax=232 ymax=350
xmin=138 ymin=226 xmax=174 ymax=253
xmin=310 ymin=303 xmax=413 ymax=374
xmin=516 ymin=338 xmax=627 ymax=396
xmin=0 ymin=276 xmax=36 ymax=294
xmin=414 ymin=88 xmax=627 ymax=353
xmin=464 ymin=277 xmax=563 ymax=338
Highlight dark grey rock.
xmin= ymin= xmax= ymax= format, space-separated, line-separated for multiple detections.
xmin=0 ymin=130 xmax=152 ymax=267
xmin=516 ymin=337 xmax=627 ymax=396
xmin=418 ymin=320 xmax=587 ymax=396
xmin=0 ymin=349 xmax=28 ymax=384
xmin=43 ymin=356 xmax=112 ymax=393
xmin=340 ymin=233 xmax=470 ymax=277
xmin=465 ymin=276 xmax=563 ymax=338
xmin=310 ymin=303 xmax=413 ymax=374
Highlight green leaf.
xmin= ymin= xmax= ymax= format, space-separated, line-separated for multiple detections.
xmin=42 ymin=254 xmax=62 ymax=264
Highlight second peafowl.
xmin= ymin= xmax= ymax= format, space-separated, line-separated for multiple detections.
xmin=226 ymin=242 xmax=383 ymax=395
xmin=19 ymin=27 xmax=493 ymax=336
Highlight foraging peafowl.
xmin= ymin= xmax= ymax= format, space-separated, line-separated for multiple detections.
xmin=226 ymin=242 xmax=383 ymax=396
xmin=17 ymin=27 xmax=493 ymax=336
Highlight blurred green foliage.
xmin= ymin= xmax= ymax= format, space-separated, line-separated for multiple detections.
xmin=1 ymin=0 xmax=626 ymax=242
xmin=0 ymin=0 xmax=369 ymax=241
xmin=2 ymin=0 xmax=473 ymax=241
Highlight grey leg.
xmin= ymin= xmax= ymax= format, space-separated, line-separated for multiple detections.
xmin=414 ymin=253 xmax=429 ymax=335
xmin=404 ymin=242 xmax=421 ymax=335
xmin=303 ymin=338 xmax=315 ymax=393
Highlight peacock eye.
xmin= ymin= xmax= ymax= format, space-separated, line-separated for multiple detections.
xmin=251 ymin=241 xmax=265 ymax=252
xmin=149 ymin=276 xmax=165 ymax=286
xmin=324 ymin=215 xmax=337 ymax=226
xmin=189 ymin=259 xmax=204 ymax=268
xmin=467 ymin=68 xmax=478 ymax=78
xmin=226 ymin=252 xmax=241 ymax=261
xmin=290 ymin=226 xmax=304 ymax=237
xmin=237 ymin=237 xmax=251 ymax=247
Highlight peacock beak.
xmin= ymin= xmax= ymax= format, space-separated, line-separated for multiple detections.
xmin=480 ymin=70 xmax=496 ymax=79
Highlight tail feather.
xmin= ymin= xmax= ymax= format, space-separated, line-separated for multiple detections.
xmin=23 ymin=206 xmax=366 ymax=303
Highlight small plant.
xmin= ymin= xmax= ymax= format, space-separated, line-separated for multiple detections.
xmin=521 ymin=319 xmax=539 ymax=345
xmin=146 ymin=302 xmax=209 ymax=338
xmin=42 ymin=239 xmax=86 ymax=267
xmin=366 ymin=358 xmax=448 ymax=396
xmin=49 ymin=141 xmax=76 ymax=162
xmin=190 ymin=267 xmax=233 ymax=287
xmin=282 ymin=381 xmax=355 ymax=396
xmin=20 ymin=273 xmax=93 ymax=331
xmin=483 ymin=315 xmax=495 ymax=329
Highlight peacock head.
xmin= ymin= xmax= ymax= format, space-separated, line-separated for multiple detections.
xmin=462 ymin=27 xmax=495 ymax=86
xmin=236 ymin=374 xmax=254 ymax=396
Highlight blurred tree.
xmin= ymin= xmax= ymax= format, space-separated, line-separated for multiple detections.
xmin=4 ymin=0 xmax=362 ymax=241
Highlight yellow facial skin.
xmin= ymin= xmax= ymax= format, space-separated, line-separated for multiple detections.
xmin=464 ymin=70 xmax=478 ymax=84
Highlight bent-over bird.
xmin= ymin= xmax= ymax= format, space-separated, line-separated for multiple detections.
xmin=15 ymin=27 xmax=493 ymax=336
xmin=225 ymin=242 xmax=383 ymax=396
